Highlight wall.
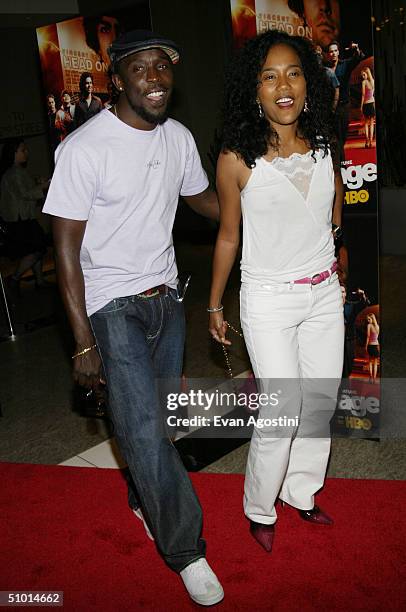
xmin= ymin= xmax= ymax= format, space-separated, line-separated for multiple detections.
xmin=372 ymin=0 xmax=406 ymax=253
xmin=0 ymin=3 xmax=78 ymax=179
xmin=149 ymin=0 xmax=232 ymax=181
xmin=1 ymin=0 xmax=77 ymax=14
xmin=1 ymin=27 xmax=52 ymax=180
xmin=379 ymin=188 xmax=406 ymax=255
xmin=373 ymin=0 xmax=406 ymax=114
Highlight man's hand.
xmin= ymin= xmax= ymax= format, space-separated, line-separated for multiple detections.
xmin=72 ymin=345 xmax=105 ymax=390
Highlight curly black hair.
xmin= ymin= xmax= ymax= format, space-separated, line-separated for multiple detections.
xmin=79 ymin=71 xmax=93 ymax=96
xmin=221 ymin=30 xmax=335 ymax=168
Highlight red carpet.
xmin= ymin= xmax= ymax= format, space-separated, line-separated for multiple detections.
xmin=1 ymin=463 xmax=405 ymax=611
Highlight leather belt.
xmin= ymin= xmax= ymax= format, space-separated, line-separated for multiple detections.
xmin=293 ymin=262 xmax=338 ymax=286
xmin=137 ymin=284 xmax=168 ymax=298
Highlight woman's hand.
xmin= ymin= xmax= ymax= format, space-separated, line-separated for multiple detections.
xmin=209 ymin=311 xmax=231 ymax=345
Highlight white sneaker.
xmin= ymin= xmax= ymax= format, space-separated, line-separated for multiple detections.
xmin=132 ymin=508 xmax=154 ymax=541
xmin=180 ymin=558 xmax=224 ymax=606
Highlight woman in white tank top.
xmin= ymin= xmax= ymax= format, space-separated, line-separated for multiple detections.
xmin=208 ymin=31 xmax=345 ymax=553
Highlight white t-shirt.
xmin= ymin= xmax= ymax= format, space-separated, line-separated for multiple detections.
xmin=43 ymin=109 xmax=209 ymax=315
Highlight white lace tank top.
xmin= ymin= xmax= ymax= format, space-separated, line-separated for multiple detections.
xmin=240 ymin=149 xmax=336 ymax=284
xmin=270 ymin=150 xmax=316 ymax=200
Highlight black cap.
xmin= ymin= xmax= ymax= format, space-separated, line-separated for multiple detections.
xmin=108 ymin=29 xmax=180 ymax=70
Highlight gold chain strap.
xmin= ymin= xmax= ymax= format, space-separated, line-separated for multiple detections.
xmin=220 ymin=322 xmax=244 ymax=379
xmin=227 ymin=322 xmax=244 ymax=338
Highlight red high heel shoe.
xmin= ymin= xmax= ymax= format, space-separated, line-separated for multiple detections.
xmin=298 ymin=505 xmax=333 ymax=525
xmin=249 ymin=520 xmax=275 ymax=552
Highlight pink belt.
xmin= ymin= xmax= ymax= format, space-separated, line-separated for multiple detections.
xmin=293 ymin=262 xmax=338 ymax=285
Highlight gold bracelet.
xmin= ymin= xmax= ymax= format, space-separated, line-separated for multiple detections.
xmin=72 ymin=344 xmax=97 ymax=359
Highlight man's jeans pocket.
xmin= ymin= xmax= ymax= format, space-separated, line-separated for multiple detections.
xmin=95 ymin=297 xmax=128 ymax=314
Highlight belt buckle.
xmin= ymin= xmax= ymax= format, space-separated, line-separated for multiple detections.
xmin=311 ymin=273 xmax=322 ymax=286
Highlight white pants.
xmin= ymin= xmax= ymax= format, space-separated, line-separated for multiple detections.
xmin=240 ymin=274 xmax=344 ymax=524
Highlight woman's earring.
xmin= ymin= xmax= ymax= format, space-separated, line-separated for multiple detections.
xmin=303 ymin=99 xmax=309 ymax=113
xmin=257 ymin=100 xmax=264 ymax=118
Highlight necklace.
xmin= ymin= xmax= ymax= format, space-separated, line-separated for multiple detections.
xmin=113 ymin=104 xmax=119 ymax=119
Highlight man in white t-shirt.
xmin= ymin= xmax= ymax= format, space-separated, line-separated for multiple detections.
xmin=43 ymin=30 xmax=223 ymax=607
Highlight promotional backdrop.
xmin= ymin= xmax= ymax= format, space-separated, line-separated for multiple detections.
xmin=36 ymin=4 xmax=151 ymax=153
xmin=230 ymin=0 xmax=380 ymax=437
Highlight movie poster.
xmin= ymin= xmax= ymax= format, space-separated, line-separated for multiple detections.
xmin=36 ymin=3 xmax=151 ymax=153
xmin=230 ymin=0 xmax=380 ymax=437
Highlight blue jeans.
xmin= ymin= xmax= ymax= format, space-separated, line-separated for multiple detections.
xmin=90 ymin=289 xmax=206 ymax=572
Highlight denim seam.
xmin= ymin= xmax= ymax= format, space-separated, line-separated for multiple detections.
xmin=146 ymin=297 xmax=164 ymax=340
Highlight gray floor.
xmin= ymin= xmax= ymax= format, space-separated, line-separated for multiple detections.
xmin=203 ymin=438 xmax=406 ymax=479
xmin=0 ymin=248 xmax=405 ymax=478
